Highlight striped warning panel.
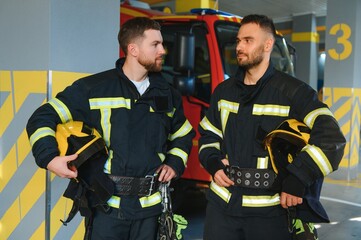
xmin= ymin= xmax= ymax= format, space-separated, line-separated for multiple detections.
xmin=323 ymin=87 xmax=360 ymax=169
xmin=0 ymin=70 xmax=89 ymax=240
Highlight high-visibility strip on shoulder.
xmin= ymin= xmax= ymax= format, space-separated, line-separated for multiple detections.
xmin=168 ymin=120 xmax=193 ymax=141
xmin=200 ymin=117 xmax=223 ymax=139
xmin=210 ymin=181 xmax=232 ymax=203
xmin=252 ymin=104 xmax=290 ymax=116
xmin=139 ymin=192 xmax=162 ymax=208
xmin=304 ymin=107 xmax=334 ymax=129
xmin=48 ymin=98 xmax=73 ymax=123
xmin=168 ymin=148 xmax=188 ymax=166
xmin=302 ymin=144 xmax=333 ymax=176
xmin=198 ymin=142 xmax=220 ymax=153
xmin=29 ymin=127 xmax=55 ymax=146
xmin=89 ymin=97 xmax=131 ymax=109
xmin=242 ymin=193 xmax=280 ymax=207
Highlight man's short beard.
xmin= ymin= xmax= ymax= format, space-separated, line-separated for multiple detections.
xmin=139 ymin=56 xmax=162 ymax=72
xmin=239 ymin=54 xmax=263 ymax=70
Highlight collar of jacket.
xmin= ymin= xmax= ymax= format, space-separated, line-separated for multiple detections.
xmin=115 ymin=58 xmax=170 ymax=91
xmin=234 ymin=61 xmax=276 ymax=103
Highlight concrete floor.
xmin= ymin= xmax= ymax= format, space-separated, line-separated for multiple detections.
xmin=177 ymin=169 xmax=361 ymax=240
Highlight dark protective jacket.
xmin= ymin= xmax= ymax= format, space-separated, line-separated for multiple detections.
xmin=198 ymin=63 xmax=346 ymax=223
xmin=27 ymin=58 xmax=195 ymax=220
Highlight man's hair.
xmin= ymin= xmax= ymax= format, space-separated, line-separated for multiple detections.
xmin=118 ymin=17 xmax=161 ymax=55
xmin=240 ymin=14 xmax=276 ymax=39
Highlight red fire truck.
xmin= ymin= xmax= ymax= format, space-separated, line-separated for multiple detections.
xmin=120 ymin=1 xmax=295 ymax=198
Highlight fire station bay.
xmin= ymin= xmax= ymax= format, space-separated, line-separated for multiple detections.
xmin=1 ymin=0 xmax=360 ymax=239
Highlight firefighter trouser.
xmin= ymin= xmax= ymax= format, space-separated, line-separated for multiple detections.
xmin=204 ymin=203 xmax=292 ymax=240
xmin=89 ymin=207 xmax=159 ymax=240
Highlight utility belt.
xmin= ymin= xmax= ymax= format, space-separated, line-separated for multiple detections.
xmin=109 ymin=174 xmax=160 ymax=197
xmin=224 ymin=166 xmax=276 ymax=189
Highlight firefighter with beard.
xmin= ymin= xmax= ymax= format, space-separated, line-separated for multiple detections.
xmin=198 ymin=14 xmax=345 ymax=240
xmin=27 ymin=17 xmax=195 ymax=239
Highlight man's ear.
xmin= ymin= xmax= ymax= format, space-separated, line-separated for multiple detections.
xmin=128 ymin=43 xmax=138 ymax=57
xmin=265 ymin=38 xmax=274 ymax=52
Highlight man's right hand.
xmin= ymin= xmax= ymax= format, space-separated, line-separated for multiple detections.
xmin=213 ymin=159 xmax=234 ymax=187
xmin=47 ymin=154 xmax=78 ymax=179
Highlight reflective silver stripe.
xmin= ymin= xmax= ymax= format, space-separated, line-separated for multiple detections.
xmin=107 ymin=195 xmax=120 ymax=208
xmin=242 ymin=193 xmax=280 ymax=207
xmin=29 ymin=127 xmax=55 ymax=146
xmin=89 ymin=97 xmax=131 ymax=109
xmin=304 ymin=107 xmax=334 ymax=129
xmin=168 ymin=148 xmax=188 ymax=166
xmin=104 ymin=149 xmax=113 ymax=174
xmin=218 ymin=100 xmax=239 ymax=133
xmin=252 ymin=104 xmax=290 ymax=116
xmin=198 ymin=142 xmax=220 ymax=154
xmin=139 ymin=192 xmax=162 ymax=208
xmin=169 ymin=120 xmax=193 ymax=141
xmin=303 ymin=144 xmax=333 ymax=176
xmin=48 ymin=98 xmax=72 ymax=123
xmin=200 ymin=117 xmax=223 ymax=139
xmin=257 ymin=157 xmax=269 ymax=169
xmin=210 ymin=181 xmax=231 ymax=203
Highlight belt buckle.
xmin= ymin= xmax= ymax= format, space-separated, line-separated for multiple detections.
xmin=145 ymin=174 xmax=158 ymax=197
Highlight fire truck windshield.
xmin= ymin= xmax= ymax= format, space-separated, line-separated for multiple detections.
xmin=160 ymin=21 xmax=294 ymax=104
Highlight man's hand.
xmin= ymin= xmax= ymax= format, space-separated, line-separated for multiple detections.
xmin=157 ymin=164 xmax=176 ymax=182
xmin=213 ymin=159 xmax=234 ymax=187
xmin=47 ymin=154 xmax=78 ymax=179
xmin=280 ymin=192 xmax=303 ymax=209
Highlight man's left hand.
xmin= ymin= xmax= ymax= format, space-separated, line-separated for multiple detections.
xmin=157 ymin=164 xmax=177 ymax=182
xmin=280 ymin=192 xmax=303 ymax=209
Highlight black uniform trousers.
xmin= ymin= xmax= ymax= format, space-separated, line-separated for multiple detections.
xmin=204 ymin=202 xmax=292 ymax=240
xmin=88 ymin=207 xmax=159 ymax=240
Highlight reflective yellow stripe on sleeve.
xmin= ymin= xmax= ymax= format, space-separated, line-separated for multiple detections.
xmin=168 ymin=148 xmax=188 ymax=166
xmin=200 ymin=117 xmax=223 ymax=139
xmin=139 ymin=192 xmax=162 ymax=208
xmin=29 ymin=127 xmax=55 ymax=146
xmin=158 ymin=153 xmax=166 ymax=162
xmin=303 ymin=144 xmax=333 ymax=176
xmin=252 ymin=104 xmax=290 ymax=117
xmin=304 ymin=107 xmax=334 ymax=129
xmin=242 ymin=193 xmax=280 ymax=207
xmin=210 ymin=181 xmax=232 ymax=203
xmin=169 ymin=120 xmax=193 ymax=141
xmin=198 ymin=142 xmax=220 ymax=154
xmin=48 ymin=98 xmax=73 ymax=123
